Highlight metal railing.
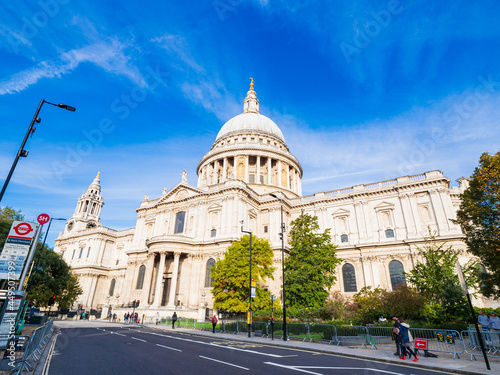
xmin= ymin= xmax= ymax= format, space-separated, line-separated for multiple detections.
xmin=10 ymin=319 xmax=55 ymax=374
xmin=462 ymin=329 xmax=500 ymax=360
xmin=335 ymin=325 xmax=371 ymax=348
xmin=410 ymin=328 xmax=464 ymax=359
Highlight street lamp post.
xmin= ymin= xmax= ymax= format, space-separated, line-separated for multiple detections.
xmin=269 ymin=192 xmax=287 ymax=341
xmin=0 ymin=99 xmax=76 ymax=203
xmin=241 ymin=221 xmax=253 ymax=338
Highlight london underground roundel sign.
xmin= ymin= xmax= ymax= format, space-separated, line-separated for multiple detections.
xmin=37 ymin=213 xmax=50 ymax=225
xmin=13 ymin=222 xmax=34 ymax=236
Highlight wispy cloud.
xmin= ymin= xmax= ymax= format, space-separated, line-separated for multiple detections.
xmin=0 ymin=37 xmax=144 ymax=95
xmin=152 ymin=33 xmax=241 ymax=121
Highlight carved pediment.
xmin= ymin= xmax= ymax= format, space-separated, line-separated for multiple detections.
xmin=156 ymin=183 xmax=205 ymax=205
xmin=208 ymin=203 xmax=222 ymax=212
xmin=332 ymin=208 xmax=350 ymax=218
xmin=374 ymin=201 xmax=395 ymax=212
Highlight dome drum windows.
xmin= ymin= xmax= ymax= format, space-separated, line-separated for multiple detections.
xmin=174 ymin=211 xmax=186 ymax=234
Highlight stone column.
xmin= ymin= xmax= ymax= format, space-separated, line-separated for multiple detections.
xmin=256 ymin=156 xmax=261 ymax=183
xmin=286 ymin=165 xmax=292 ymax=189
xmin=278 ymin=160 xmax=282 ymax=187
xmin=222 ymin=157 xmax=227 ymax=182
xmin=267 ymin=158 xmax=272 ymax=185
xmin=143 ymin=253 xmax=156 ymax=305
xmin=245 ymin=155 xmax=249 ymax=182
xmin=152 ymin=251 xmax=167 ymax=306
xmin=167 ymin=252 xmax=181 ymax=308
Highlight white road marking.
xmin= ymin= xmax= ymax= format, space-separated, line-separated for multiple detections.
xmin=265 ymin=362 xmax=406 ymax=375
xmin=131 ymin=337 xmax=147 ymax=342
xmin=156 ymin=344 xmax=182 ymax=352
xmin=144 ymin=331 xmax=282 ymax=358
xmin=199 ymin=355 xmax=249 ymax=370
xmin=114 ymin=332 xmax=126 ymax=337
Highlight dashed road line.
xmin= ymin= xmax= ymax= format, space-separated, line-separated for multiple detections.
xmin=199 ymin=355 xmax=249 ymax=370
xmin=131 ymin=337 xmax=147 ymax=342
xmin=156 ymin=344 xmax=182 ymax=352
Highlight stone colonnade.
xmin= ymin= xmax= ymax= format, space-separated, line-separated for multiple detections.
xmin=198 ymin=155 xmax=301 ymax=194
xmin=142 ymin=251 xmax=182 ymax=308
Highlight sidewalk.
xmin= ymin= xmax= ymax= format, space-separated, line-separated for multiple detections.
xmin=143 ymin=322 xmax=499 ymax=375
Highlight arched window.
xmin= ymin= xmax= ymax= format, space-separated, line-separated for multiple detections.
xmin=136 ymin=265 xmax=146 ymax=289
xmin=205 ymin=258 xmax=216 ymax=287
xmin=340 ymin=234 xmax=349 ymax=243
xmin=385 ymin=229 xmax=394 ymax=238
xmin=211 ymin=229 xmax=217 ymax=237
xmin=109 ymin=278 xmax=116 ymax=297
xmin=174 ymin=211 xmax=186 ymax=234
xmin=342 ymin=263 xmax=357 ymax=292
xmin=389 ymin=260 xmax=405 ymax=290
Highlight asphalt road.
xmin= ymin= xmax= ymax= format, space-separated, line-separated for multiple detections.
xmin=48 ymin=324 xmax=452 ymax=375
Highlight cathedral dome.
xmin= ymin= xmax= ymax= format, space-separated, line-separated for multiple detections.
xmin=215 ymin=78 xmax=285 ymax=143
xmin=215 ymin=112 xmax=285 ymax=143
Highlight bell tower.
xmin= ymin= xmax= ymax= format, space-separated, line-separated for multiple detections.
xmin=65 ymin=172 xmax=104 ymax=232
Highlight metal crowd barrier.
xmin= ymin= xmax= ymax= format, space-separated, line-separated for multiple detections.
xmin=335 ymin=325 xmax=371 ymax=348
xmin=308 ymin=324 xmax=336 ymax=344
xmin=11 ymin=318 xmax=55 ymax=374
xmin=410 ymin=328 xmax=464 ymax=359
xmin=287 ymin=323 xmax=310 ymax=342
xmin=462 ymin=329 xmax=500 ymax=360
xmin=366 ymin=326 xmax=397 ymax=349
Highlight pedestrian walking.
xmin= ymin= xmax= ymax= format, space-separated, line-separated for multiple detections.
xmin=211 ymin=315 xmax=218 ymax=333
xmin=156 ymin=312 xmax=160 ymax=325
xmin=391 ymin=314 xmax=400 ymax=356
xmin=124 ymin=312 xmax=129 ymax=323
xmin=109 ymin=312 xmax=112 ymax=322
xmin=172 ymin=312 xmax=177 ymax=329
xmin=397 ymin=317 xmax=419 ymax=362
xmin=113 ymin=313 xmax=117 ymax=322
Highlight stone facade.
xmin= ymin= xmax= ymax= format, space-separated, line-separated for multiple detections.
xmin=53 ymin=81 xmax=486 ymax=320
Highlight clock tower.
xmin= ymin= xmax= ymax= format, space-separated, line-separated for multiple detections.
xmin=65 ymin=172 xmax=104 ymax=232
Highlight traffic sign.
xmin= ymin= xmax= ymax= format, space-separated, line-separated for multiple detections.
xmin=37 ymin=213 xmax=50 ymax=225
xmin=414 ymin=338 xmax=427 ymax=350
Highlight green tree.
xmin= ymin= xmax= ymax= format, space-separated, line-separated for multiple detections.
xmin=0 ymin=206 xmax=24 ymax=249
xmin=455 ymin=150 xmax=500 ymax=298
xmin=285 ymin=212 xmax=341 ymax=309
xmin=211 ymin=235 xmax=275 ymax=313
xmin=28 ymin=243 xmax=83 ymax=308
xmin=405 ymin=232 xmax=478 ymax=322
xmin=353 ymin=286 xmax=389 ymax=324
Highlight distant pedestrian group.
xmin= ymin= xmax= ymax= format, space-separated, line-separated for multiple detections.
xmin=478 ymin=310 xmax=500 ymax=331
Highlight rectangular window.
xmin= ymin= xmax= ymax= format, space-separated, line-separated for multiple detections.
xmin=174 ymin=211 xmax=186 ymax=234
xmin=249 ymin=174 xmax=255 ymax=183
xmin=341 ymin=234 xmax=349 ymax=243
xmin=79 ymin=247 xmax=83 ymax=258
xmin=87 ymin=247 xmax=91 ymax=258
xmin=211 ymin=229 xmax=217 ymax=237
xmin=264 ymin=225 xmax=268 ymax=233
xmin=72 ymin=250 xmax=75 ymax=260
xmin=385 ymin=229 xmax=395 ymax=238
xmin=260 ymin=175 xmax=264 ymax=183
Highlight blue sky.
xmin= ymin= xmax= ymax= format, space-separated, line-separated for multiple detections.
xmin=1 ymin=0 xmax=500 ymax=246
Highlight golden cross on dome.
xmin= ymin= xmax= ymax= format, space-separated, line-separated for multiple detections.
xmin=250 ymin=77 xmax=254 ymax=90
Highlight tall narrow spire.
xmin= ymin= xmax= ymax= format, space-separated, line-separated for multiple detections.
xmin=243 ymin=77 xmax=260 ymax=114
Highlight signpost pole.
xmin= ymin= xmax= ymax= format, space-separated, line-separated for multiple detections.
xmin=456 ymin=262 xmax=490 ymax=371
xmin=18 ymin=225 xmax=42 ymax=289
